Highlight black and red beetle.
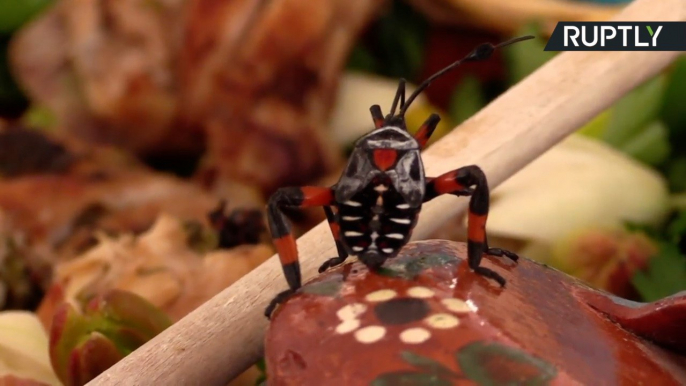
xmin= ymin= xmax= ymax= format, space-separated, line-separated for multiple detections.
xmin=265 ymin=35 xmax=535 ymax=318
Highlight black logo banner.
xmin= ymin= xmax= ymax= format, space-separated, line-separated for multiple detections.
xmin=545 ymin=22 xmax=686 ymax=51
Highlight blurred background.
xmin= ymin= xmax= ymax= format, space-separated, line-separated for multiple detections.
xmin=0 ymin=0 xmax=684 ymax=385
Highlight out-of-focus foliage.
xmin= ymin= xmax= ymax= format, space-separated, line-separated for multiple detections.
xmin=0 ymin=0 xmax=53 ymax=34
xmin=504 ymin=24 xmax=556 ymax=84
xmin=0 ymin=0 xmax=54 ymax=118
xmin=448 ymin=75 xmax=485 ymax=126
xmin=49 ymin=290 xmax=172 ymax=385
xmin=347 ymin=0 xmax=428 ymax=80
xmin=501 ymin=23 xmax=686 ymax=301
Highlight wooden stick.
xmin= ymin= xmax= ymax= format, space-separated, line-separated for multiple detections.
xmin=89 ymin=0 xmax=685 ymax=384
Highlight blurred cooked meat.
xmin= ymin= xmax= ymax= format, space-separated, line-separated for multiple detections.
xmin=0 ymin=128 xmax=265 ymax=272
xmin=38 ymin=213 xmax=274 ymax=324
xmin=10 ymin=0 xmax=386 ymax=193
xmin=0 ymin=125 xmax=74 ymax=177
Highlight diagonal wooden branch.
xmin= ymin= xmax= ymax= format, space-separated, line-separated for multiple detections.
xmin=88 ymin=0 xmax=685 ymax=384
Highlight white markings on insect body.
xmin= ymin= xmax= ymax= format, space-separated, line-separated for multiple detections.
xmin=345 ymin=231 xmax=363 ymax=237
xmin=386 ymin=233 xmax=404 ymax=239
xmin=374 ymin=185 xmax=388 ymax=193
xmin=344 ymin=200 xmax=362 ymax=207
xmin=352 ymin=246 xmax=364 ymax=252
xmin=382 ymin=248 xmax=394 ymax=254
xmin=342 ymin=216 xmax=362 ymax=221
xmin=396 ymin=203 xmax=410 ymax=209
xmin=390 ymin=218 xmax=411 ymax=224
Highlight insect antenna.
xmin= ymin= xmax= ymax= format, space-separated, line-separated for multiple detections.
xmin=398 ymin=35 xmax=535 ymax=118
xmin=387 ymin=78 xmax=406 ymax=119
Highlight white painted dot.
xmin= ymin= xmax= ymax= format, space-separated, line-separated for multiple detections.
xmin=344 ymin=200 xmax=361 ymax=207
xmin=399 ymin=328 xmax=431 ymax=344
xmin=342 ymin=216 xmax=362 ymax=221
xmin=442 ymin=298 xmax=472 ymax=314
xmin=390 ymin=218 xmax=411 ymax=224
xmin=386 ymin=233 xmax=404 ymax=239
xmin=335 ymin=319 xmax=360 ymax=334
xmin=396 ymin=203 xmax=410 ymax=209
xmin=352 ymin=246 xmax=364 ymax=252
xmin=365 ymin=289 xmax=397 ymax=302
xmin=337 ymin=303 xmax=367 ymax=320
xmin=381 ymin=248 xmax=394 ymax=254
xmin=407 ymin=286 xmax=435 ymax=299
xmin=344 ymin=231 xmax=363 ymax=237
xmin=354 ymin=325 xmax=386 ymax=343
xmin=425 ymin=313 xmax=460 ymax=329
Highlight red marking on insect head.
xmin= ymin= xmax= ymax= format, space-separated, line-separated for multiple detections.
xmin=373 ymin=149 xmax=398 ymax=171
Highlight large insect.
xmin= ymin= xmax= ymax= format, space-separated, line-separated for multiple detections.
xmin=265 ymin=35 xmax=535 ymax=318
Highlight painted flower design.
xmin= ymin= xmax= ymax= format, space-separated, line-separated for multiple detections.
xmin=333 ymin=286 xmax=477 ymax=345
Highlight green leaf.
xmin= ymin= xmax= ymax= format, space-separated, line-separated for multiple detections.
xmin=400 ymin=351 xmax=459 ymax=379
xmin=602 ymin=76 xmax=666 ymax=148
xmin=667 ymin=211 xmax=686 ymax=243
xmin=0 ymin=0 xmax=53 ymax=33
xmin=660 ymin=56 xmax=686 ymax=142
xmin=632 ymin=243 xmax=686 ymax=302
xmin=666 ymin=157 xmax=686 ymax=192
xmin=618 ymin=120 xmax=670 ymax=166
xmin=351 ymin=0 xmax=429 ymax=80
xmin=456 ymin=341 xmax=557 ymax=386
xmin=504 ymin=22 xmax=557 ymax=85
xmin=371 ymin=371 xmax=453 ymax=386
xmin=448 ymin=75 xmax=485 ymax=125
xmin=672 ymin=193 xmax=686 ymax=212
xmin=255 ymin=358 xmax=267 ymax=385
xmin=346 ymin=45 xmax=378 ymax=73
xmin=577 ymin=110 xmax=611 ymax=139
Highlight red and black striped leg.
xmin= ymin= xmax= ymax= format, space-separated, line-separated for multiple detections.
xmin=370 ymin=105 xmax=385 ymax=128
xmin=318 ymin=206 xmax=350 ymax=273
xmin=414 ymin=113 xmax=441 ymax=149
xmin=424 ymin=165 xmax=518 ymax=286
xmin=265 ymin=186 xmax=334 ymax=319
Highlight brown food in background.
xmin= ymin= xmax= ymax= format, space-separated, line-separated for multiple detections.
xmin=38 ymin=214 xmax=273 ymax=328
xmin=10 ymin=0 xmax=387 ymax=194
xmin=0 ymin=127 xmax=264 ymax=285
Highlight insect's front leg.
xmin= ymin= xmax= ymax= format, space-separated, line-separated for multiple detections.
xmin=265 ymin=186 xmax=335 ymax=319
xmin=424 ymin=165 xmax=518 ymax=286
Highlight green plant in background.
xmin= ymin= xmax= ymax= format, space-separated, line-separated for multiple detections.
xmin=431 ymin=20 xmax=686 ymax=302
xmin=347 ymin=0 xmax=429 ymax=80
xmin=503 ymin=22 xmax=686 ymax=301
xmin=0 ymin=0 xmax=54 ymax=118
xmin=49 ymin=290 xmax=172 ymax=386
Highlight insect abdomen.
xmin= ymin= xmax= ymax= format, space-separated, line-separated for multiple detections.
xmin=337 ymin=179 xmax=420 ymax=263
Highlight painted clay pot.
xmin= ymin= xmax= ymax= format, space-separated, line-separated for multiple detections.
xmin=265 ymin=240 xmax=686 ymax=385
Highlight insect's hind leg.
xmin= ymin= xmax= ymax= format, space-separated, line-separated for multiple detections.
xmin=318 ymin=206 xmax=350 ymax=273
xmin=265 ymin=186 xmax=334 ymax=319
xmin=424 ymin=165 xmax=518 ymax=287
